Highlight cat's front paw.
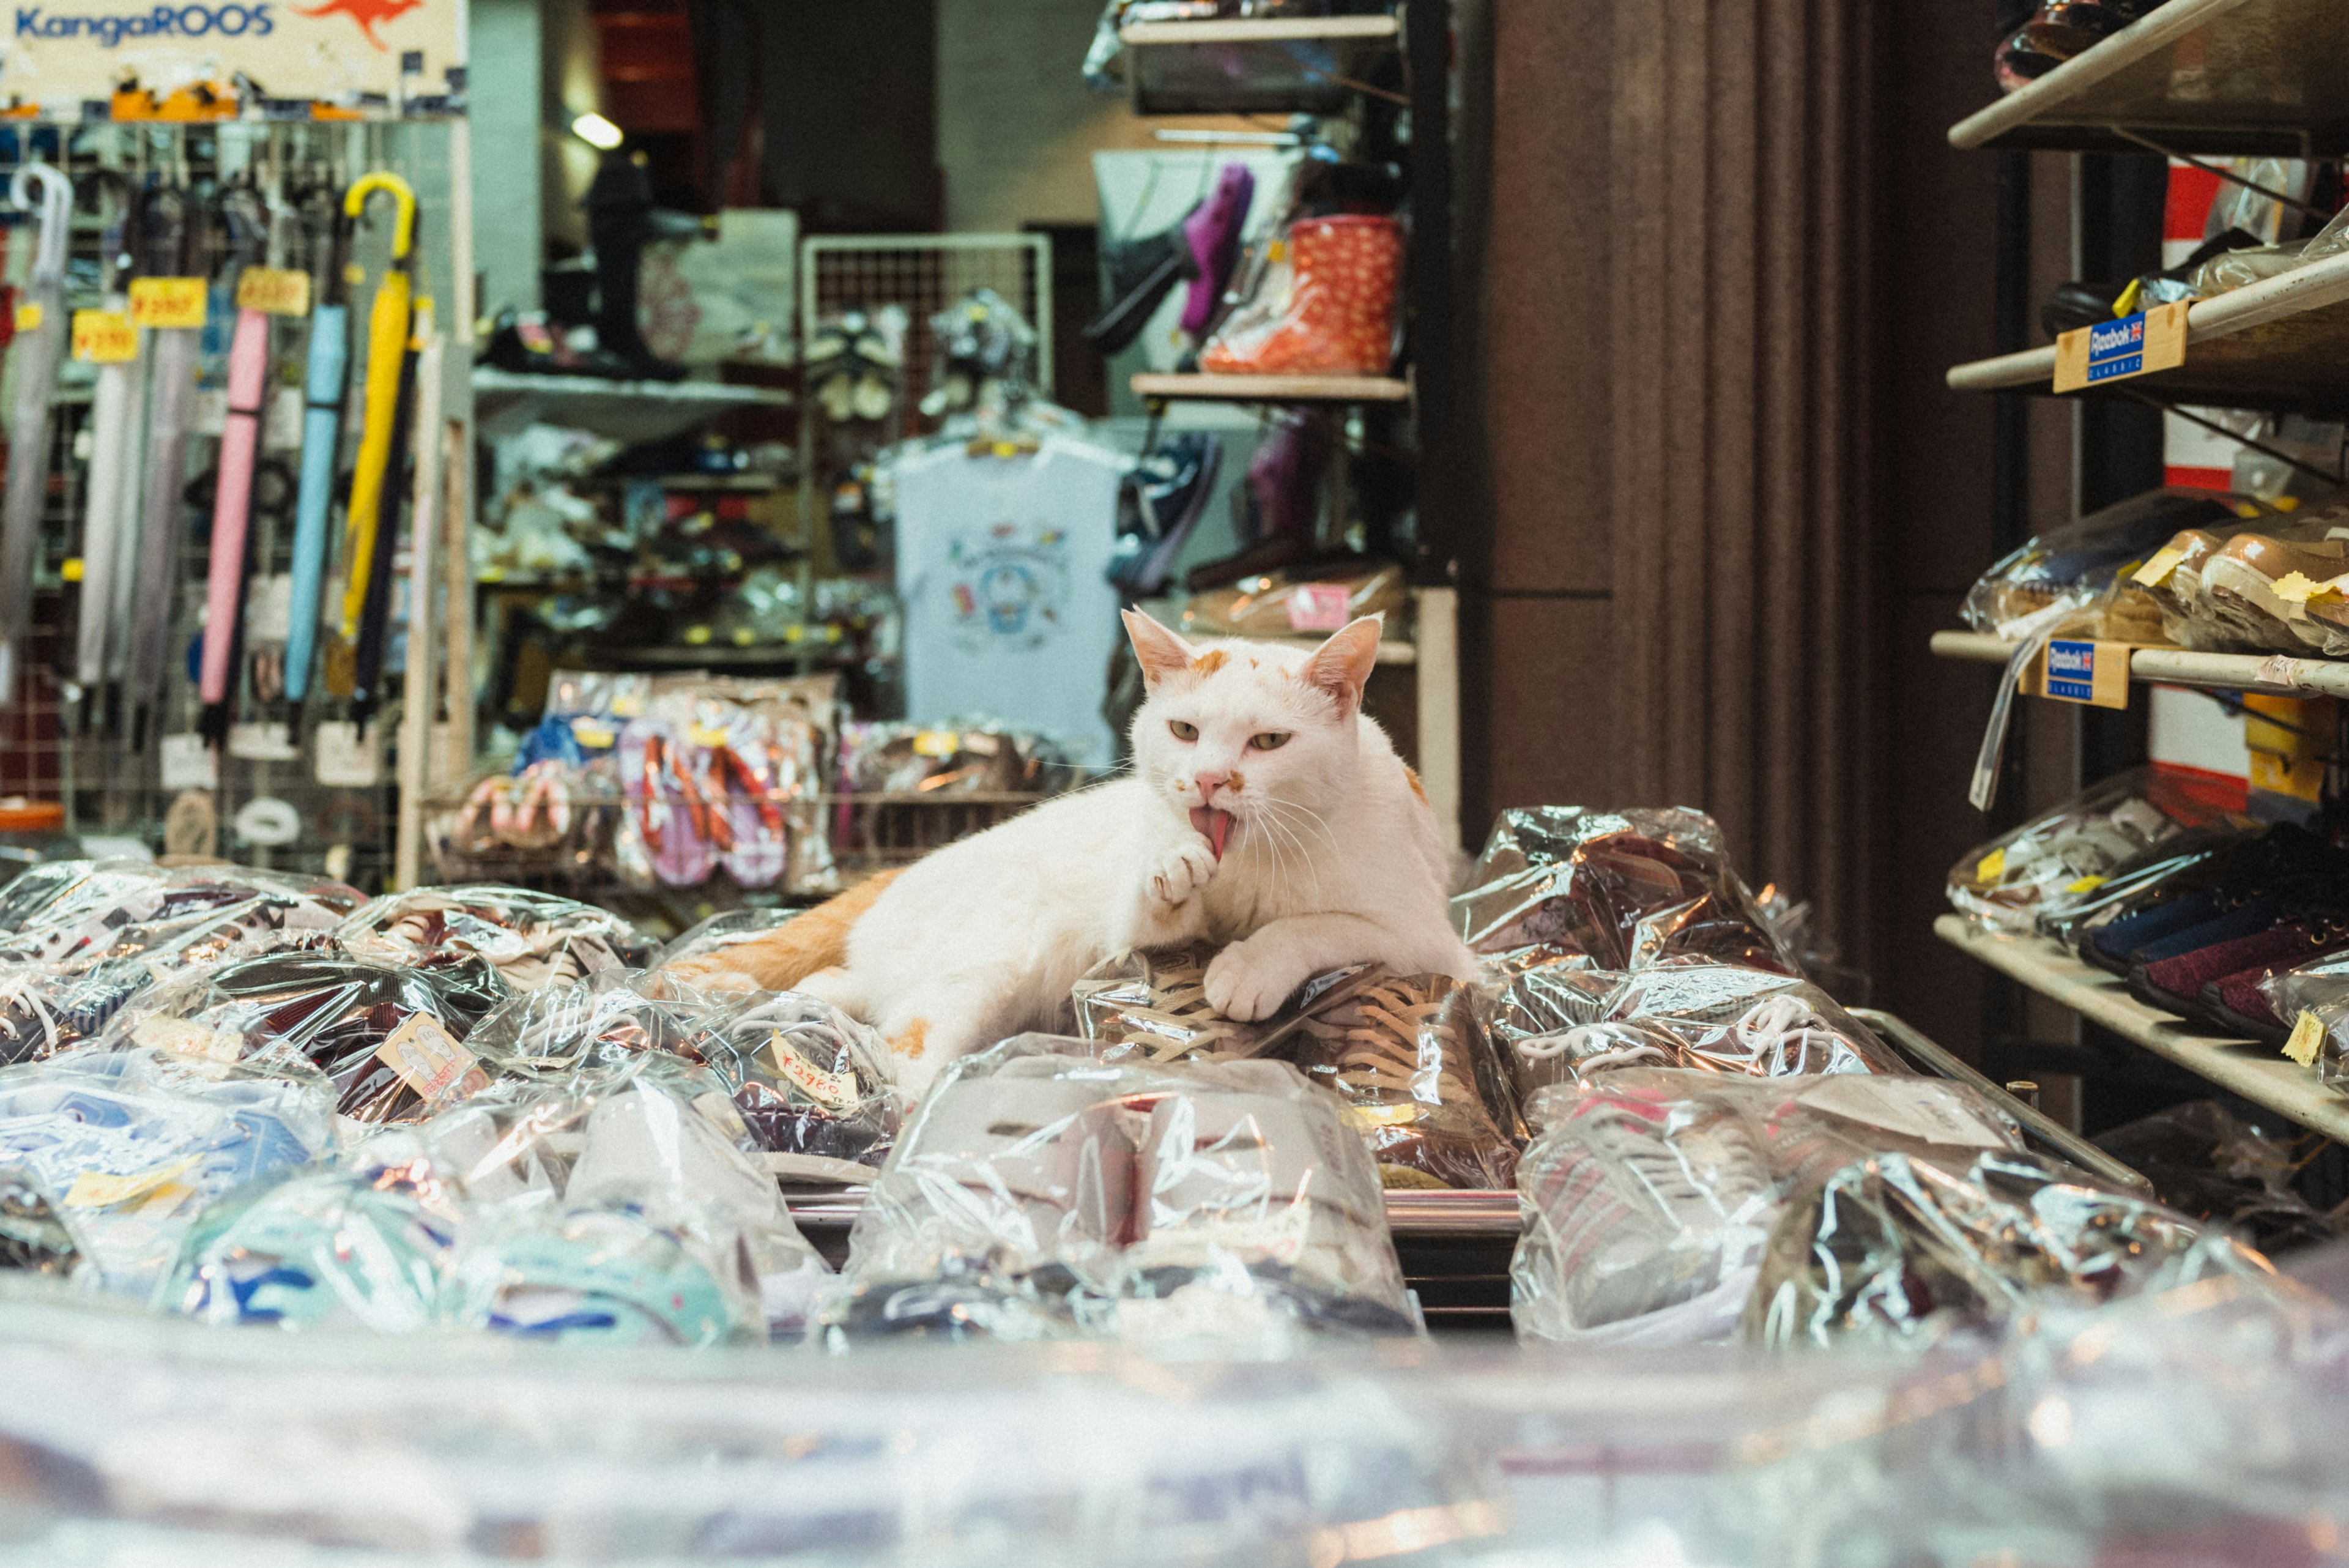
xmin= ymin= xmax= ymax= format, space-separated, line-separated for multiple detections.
xmin=1204 ymin=938 xmax=1295 ymax=1022
xmin=1146 ymin=839 xmax=1218 ymax=913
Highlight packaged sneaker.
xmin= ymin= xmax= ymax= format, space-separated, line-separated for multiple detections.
xmin=1497 ymin=960 xmax=1906 ymax=1099
xmin=163 ymin=1162 xmax=458 ymax=1331
xmin=838 ymin=1038 xmax=1413 ymax=1343
xmin=1947 ymin=765 xmax=2246 ymax=935
xmin=466 ymin=967 xmax=729 ymax=1082
xmin=1070 ymin=943 xmax=1381 ymax=1066
xmin=442 ymin=1200 xmax=759 ymax=1347
xmin=1454 ymin=806 xmax=1795 ymax=976
xmin=1283 ymin=972 xmax=1521 ymax=1190
xmin=1961 ymin=487 xmax=2243 ymax=641
xmin=0 ymin=1046 xmax=335 ymax=1293
xmin=1511 ymin=1069 xmax=2035 ymax=1348
xmin=335 ymin=884 xmax=656 ymax=991
xmin=700 ymin=990 xmax=903 ymax=1183
xmin=1743 ymin=1146 xmax=2269 ymax=1351
xmin=110 ymin=947 xmax=511 ymax=1123
xmin=2199 ymin=533 xmax=2349 ymax=652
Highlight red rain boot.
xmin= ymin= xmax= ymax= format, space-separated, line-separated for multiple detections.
xmin=1201 ymin=214 xmax=1402 ymax=377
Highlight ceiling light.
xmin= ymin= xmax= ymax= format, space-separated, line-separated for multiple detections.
xmin=571 ymin=112 xmax=623 ymax=150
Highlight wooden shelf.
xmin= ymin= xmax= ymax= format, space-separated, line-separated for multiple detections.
xmin=1934 ymin=914 xmax=2349 ymax=1143
xmin=1131 ymin=371 xmax=1410 ymax=404
xmin=1944 ymin=247 xmax=2349 ymax=417
xmin=1949 ymin=0 xmax=2349 ymax=156
xmin=1931 ymin=626 xmax=2349 ymax=699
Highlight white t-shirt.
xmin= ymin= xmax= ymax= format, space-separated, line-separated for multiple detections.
xmin=891 ymin=434 xmax=1127 ymax=766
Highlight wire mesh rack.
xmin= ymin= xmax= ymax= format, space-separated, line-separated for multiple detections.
xmin=799 ymin=234 xmax=1055 ymax=408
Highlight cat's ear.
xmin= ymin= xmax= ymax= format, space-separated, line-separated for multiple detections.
xmin=1122 ymin=608 xmax=1197 ymax=686
xmin=1302 ymin=614 xmax=1382 ymax=716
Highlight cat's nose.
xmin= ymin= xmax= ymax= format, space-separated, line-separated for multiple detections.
xmin=1193 ymin=771 xmax=1230 ymax=802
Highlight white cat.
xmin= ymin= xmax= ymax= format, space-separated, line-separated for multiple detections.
xmin=670 ymin=610 xmax=1476 ymax=1097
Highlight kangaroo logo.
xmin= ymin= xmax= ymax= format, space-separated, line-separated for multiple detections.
xmin=292 ymin=0 xmax=418 ymax=49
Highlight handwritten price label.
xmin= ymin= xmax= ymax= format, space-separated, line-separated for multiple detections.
xmin=129 ymin=276 xmax=207 ymax=329
xmin=71 ymin=310 xmax=137 ymax=362
xmin=235 ymin=266 xmax=311 ymax=317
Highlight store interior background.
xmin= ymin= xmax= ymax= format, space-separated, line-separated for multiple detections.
xmin=456 ymin=0 xmax=2176 ymax=1072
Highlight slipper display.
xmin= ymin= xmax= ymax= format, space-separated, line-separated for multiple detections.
xmin=700 ymin=990 xmax=903 ymax=1181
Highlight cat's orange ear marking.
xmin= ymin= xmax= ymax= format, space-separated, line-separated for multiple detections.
xmin=1403 ymin=764 xmax=1428 ymax=806
xmin=1122 ymin=608 xmax=1196 ymax=685
xmin=1302 ymin=614 xmax=1383 ymax=714
xmin=1192 ymin=648 xmax=1228 ymax=675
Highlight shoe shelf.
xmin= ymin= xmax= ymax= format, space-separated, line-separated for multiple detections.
xmin=1931 ymin=627 xmax=2349 ymax=700
xmin=1943 ymin=247 xmax=2349 ymax=416
xmin=473 ymin=369 xmax=795 ymax=445
xmin=1130 ymin=371 xmax=1412 ymax=404
xmin=1119 ymin=14 xmax=1401 ymax=117
xmin=1933 ymin=913 xmax=2349 ymax=1143
xmin=1948 ymin=0 xmax=2349 ymax=157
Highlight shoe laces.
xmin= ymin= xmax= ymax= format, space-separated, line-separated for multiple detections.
xmin=1120 ymin=954 xmax=1251 ymax=1062
xmin=1296 ymin=975 xmax=1475 ymax=1105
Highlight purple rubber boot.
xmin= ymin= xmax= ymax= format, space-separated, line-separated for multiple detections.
xmin=1179 ymin=164 xmax=1257 ymax=338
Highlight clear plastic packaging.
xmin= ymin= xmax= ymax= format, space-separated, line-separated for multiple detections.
xmin=1959 ymin=486 xmax=2243 ymax=640
xmin=656 ymin=907 xmax=799 ymax=975
xmin=1745 ymin=1145 xmax=2268 ymax=1350
xmin=1070 ymin=944 xmax=1380 ymax=1065
xmin=335 ymin=884 xmax=657 ymax=990
xmin=0 ymin=1046 xmax=335 ymax=1293
xmin=2092 ymin=1099 xmax=2340 ymax=1252
xmin=1946 ymin=765 xmax=2244 ymax=933
xmin=0 ymin=1164 xmax=76 ymax=1273
xmin=1511 ymin=1068 xmax=2033 ymax=1348
xmin=1278 ymin=971 xmax=1521 ymax=1191
xmin=1453 ymin=806 xmax=1796 ymax=976
xmin=462 ymin=967 xmax=729 ymax=1083
xmin=1494 ymin=960 xmax=1907 ymax=1098
xmin=108 ymin=948 xmax=513 ymax=1123
xmin=162 ymin=1161 xmax=459 ymax=1331
xmin=0 ymin=869 xmax=360 ymax=1065
xmin=422 ymin=1053 xmax=826 ymax=1341
xmin=830 ymin=1036 xmax=1416 ymax=1345
xmin=1173 ymin=563 xmax=1409 ymax=642
xmin=700 ymin=989 xmax=904 ymax=1183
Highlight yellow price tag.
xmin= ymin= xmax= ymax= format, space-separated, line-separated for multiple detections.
xmin=12 ymin=300 xmax=40 ymax=333
xmin=688 ymin=724 xmax=731 ymax=748
xmin=60 ymin=557 xmax=82 ymax=582
xmin=129 ymin=277 xmax=207 ymax=329
xmin=2286 ymin=1009 xmax=2325 ymax=1068
xmin=1974 ymin=847 xmax=2006 ymax=883
xmin=64 ymin=1157 xmax=196 ymax=1208
xmin=235 ymin=266 xmax=312 ymax=316
xmin=71 ymin=309 xmax=138 ymax=363
xmin=2131 ymin=545 xmax=2185 ymax=589
xmin=912 ymin=730 xmax=959 ymax=759
xmin=2063 ymin=874 xmax=2106 ymax=894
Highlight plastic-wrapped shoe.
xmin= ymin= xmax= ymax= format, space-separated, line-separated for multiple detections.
xmin=2201 ymin=533 xmax=2349 ymax=651
xmin=1200 ymin=214 xmax=1402 ymax=377
xmin=1288 ymin=972 xmax=1519 ymax=1189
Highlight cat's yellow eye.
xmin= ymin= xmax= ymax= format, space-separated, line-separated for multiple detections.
xmin=1168 ymin=720 xmax=1199 ymax=741
xmin=1249 ymin=732 xmax=1291 ymax=751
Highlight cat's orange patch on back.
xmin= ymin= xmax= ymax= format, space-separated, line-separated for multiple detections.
xmin=1191 ymin=648 xmax=1230 ymax=675
xmin=889 ymin=1017 xmax=928 ymax=1059
xmin=666 ymin=868 xmax=902 ymax=991
xmin=1403 ymin=765 xmax=1428 ymax=806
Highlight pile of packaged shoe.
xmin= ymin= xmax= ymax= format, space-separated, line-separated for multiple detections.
xmin=1476 ymin=806 xmax=2271 ymax=1350
xmin=0 ymin=863 xmax=873 ymax=1346
xmin=1952 ymin=771 xmax=2349 ymax=1078
xmin=1960 ymin=483 xmax=2349 ymax=657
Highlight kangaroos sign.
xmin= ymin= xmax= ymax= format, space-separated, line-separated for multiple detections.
xmin=0 ymin=0 xmax=462 ymax=116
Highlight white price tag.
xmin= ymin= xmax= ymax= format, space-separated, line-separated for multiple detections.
xmin=246 ymin=574 xmax=293 ymax=642
xmin=227 ymin=721 xmax=299 ymax=762
xmin=159 ymin=734 xmax=217 ymax=790
xmin=313 ymin=721 xmax=382 ymax=787
xmin=264 ymin=386 xmax=303 ymax=451
xmin=374 ymin=1011 xmax=486 ymax=1102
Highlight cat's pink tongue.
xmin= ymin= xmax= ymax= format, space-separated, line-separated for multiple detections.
xmin=1190 ymin=806 xmax=1235 ymax=860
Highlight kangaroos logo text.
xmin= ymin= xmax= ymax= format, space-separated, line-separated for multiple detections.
xmin=15 ymin=5 xmax=276 ymax=46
